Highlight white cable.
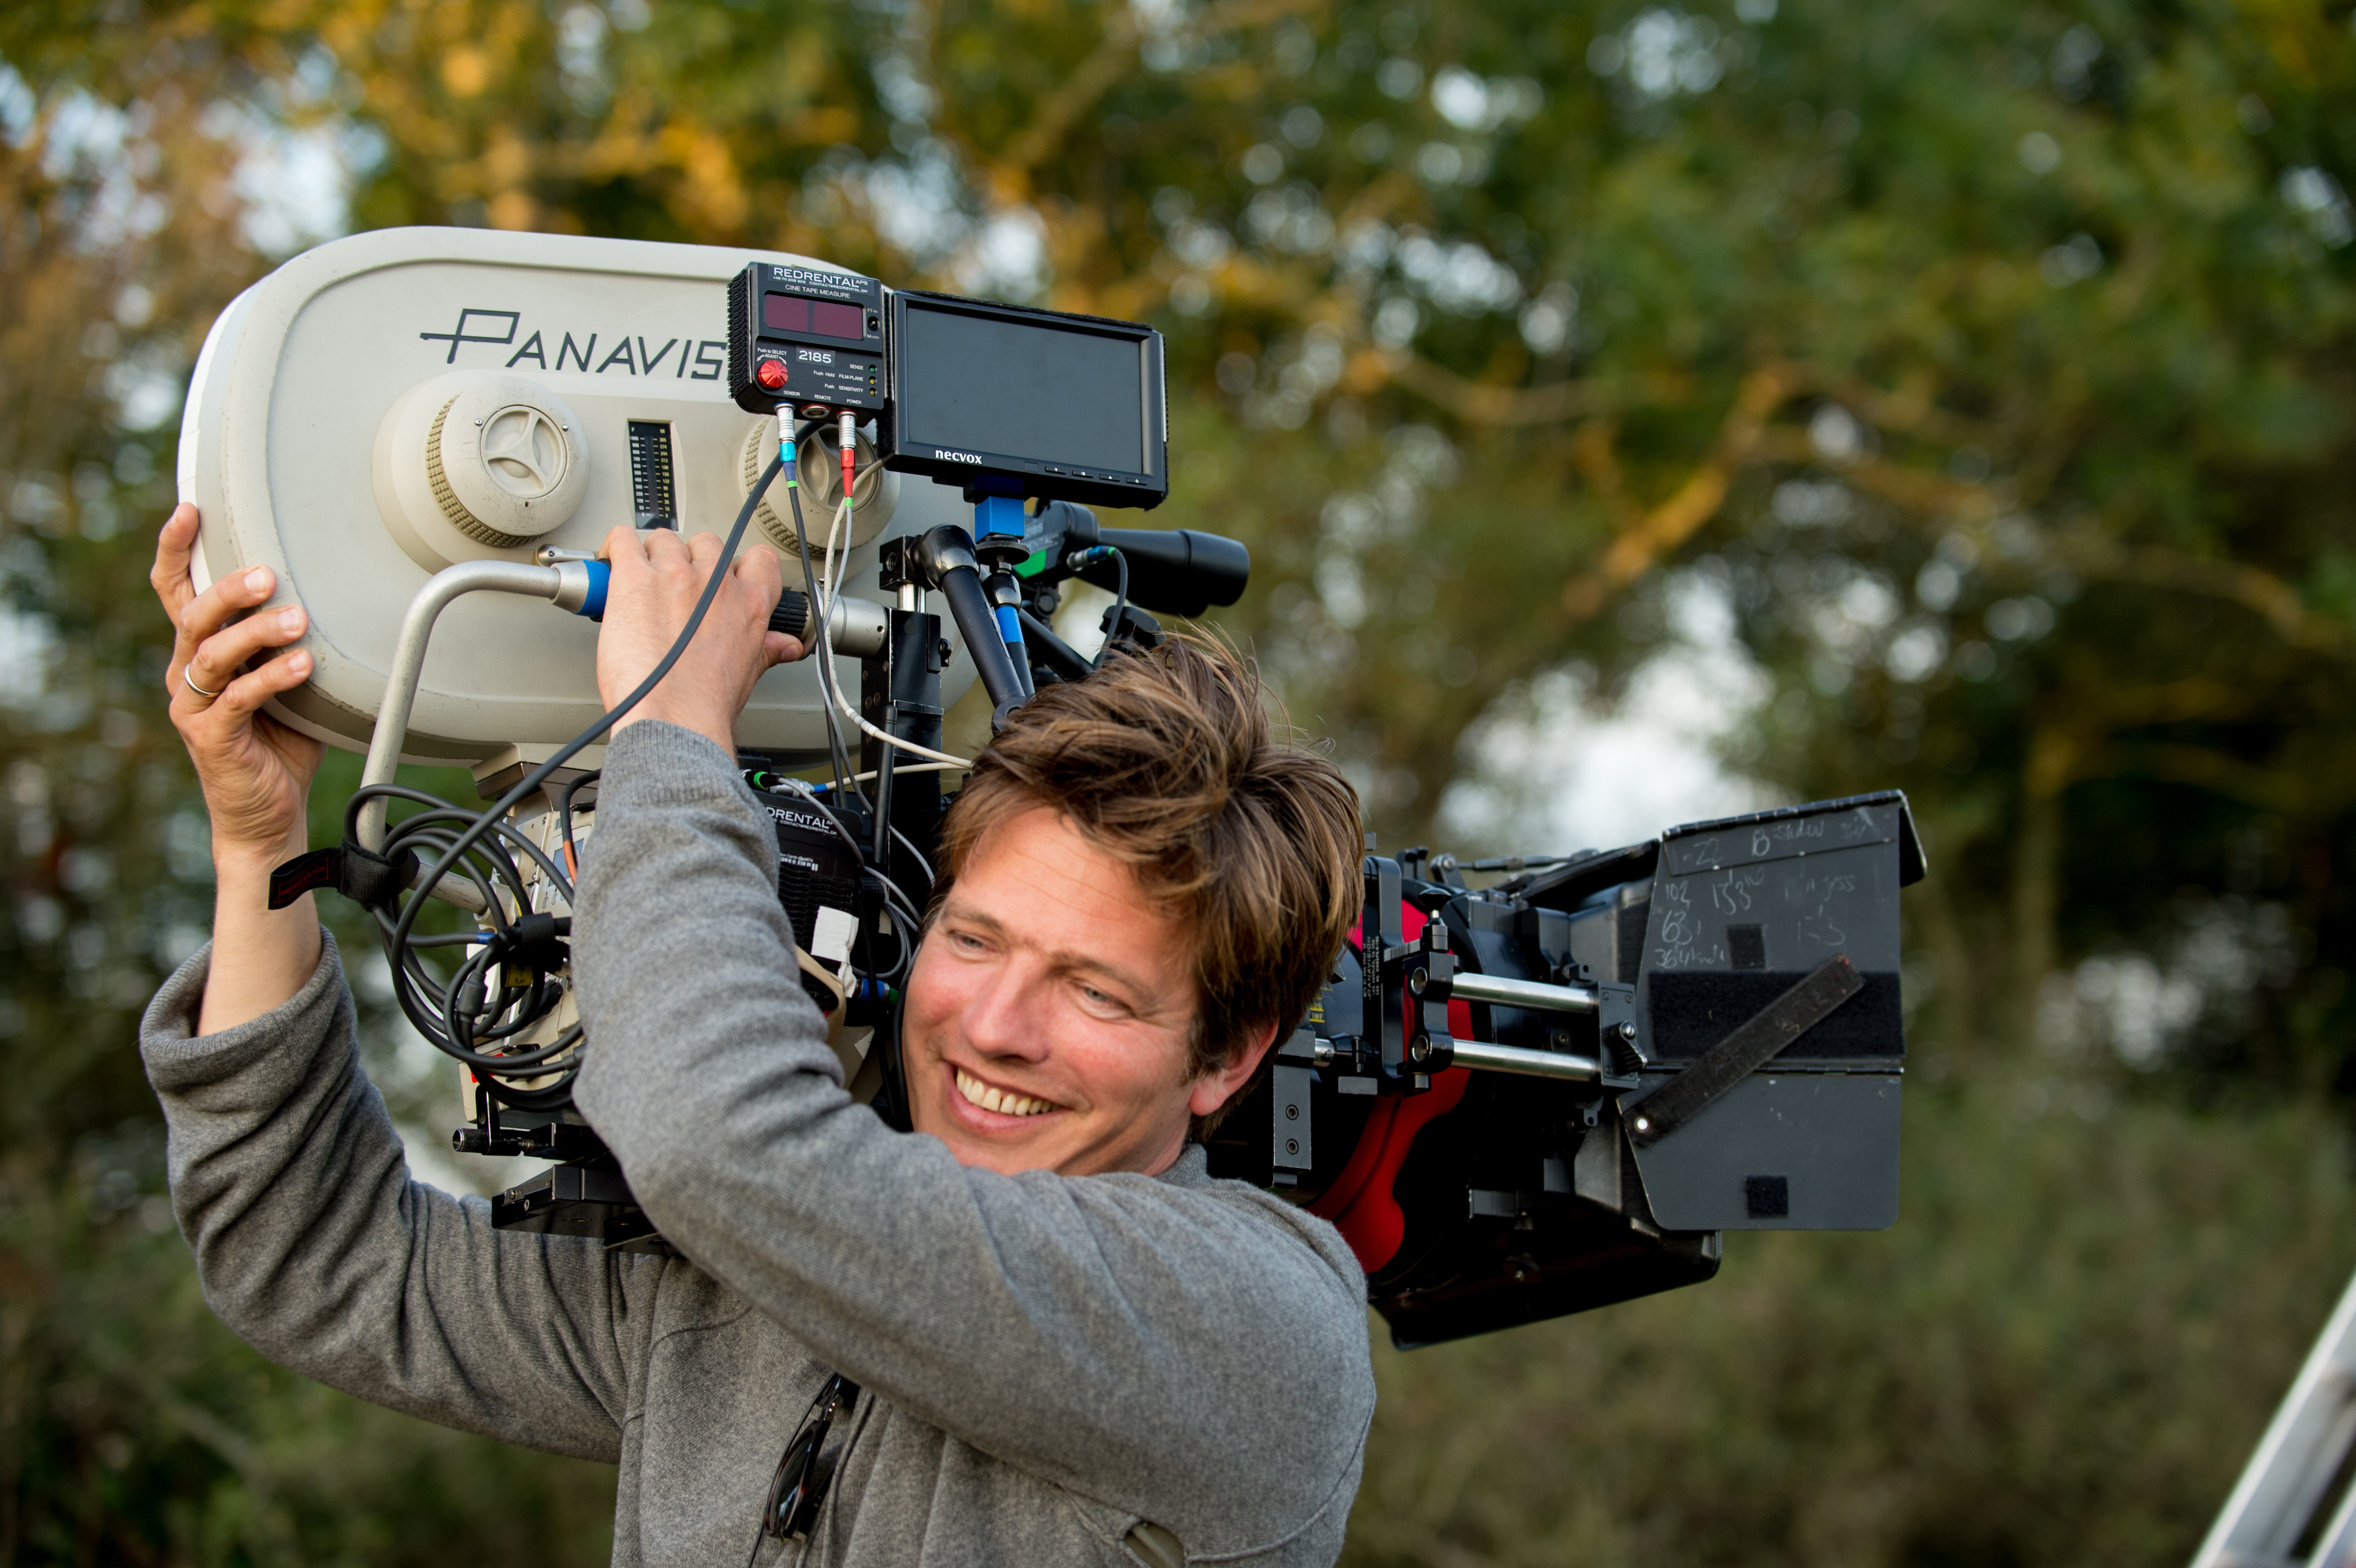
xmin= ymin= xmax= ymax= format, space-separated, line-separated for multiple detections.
xmin=809 ymin=493 xmax=974 ymax=768
xmin=797 ymin=440 xmax=976 ymax=773
xmin=841 ymin=762 xmax=962 ymax=784
xmin=889 ymin=824 xmax=937 ymax=891
xmin=822 ymin=668 xmax=973 ymax=768
xmin=824 ymin=496 xmax=848 ymax=606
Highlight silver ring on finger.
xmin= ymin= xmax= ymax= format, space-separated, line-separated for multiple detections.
xmin=183 ymin=667 xmax=224 ymax=700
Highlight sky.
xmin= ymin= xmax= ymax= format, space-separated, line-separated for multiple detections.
xmin=1439 ymin=569 xmax=1775 ymax=857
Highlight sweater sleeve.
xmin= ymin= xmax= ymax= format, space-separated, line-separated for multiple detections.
xmin=141 ymin=932 xmax=642 ymax=1462
xmin=569 ymin=722 xmax=1374 ymax=1555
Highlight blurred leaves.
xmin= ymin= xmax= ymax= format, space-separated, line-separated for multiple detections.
xmin=1347 ymin=1085 xmax=2356 ymax=1567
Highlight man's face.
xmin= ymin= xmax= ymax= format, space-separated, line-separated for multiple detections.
xmin=900 ymin=806 xmax=1265 ymax=1177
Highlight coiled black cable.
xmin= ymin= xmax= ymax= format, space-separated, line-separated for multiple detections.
xmin=349 ymin=452 xmax=786 ymax=1103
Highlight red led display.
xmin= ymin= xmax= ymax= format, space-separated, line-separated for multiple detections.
xmin=763 ymin=293 xmax=869 ymax=343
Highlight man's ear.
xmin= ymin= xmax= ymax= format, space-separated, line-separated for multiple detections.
xmin=1186 ymin=1020 xmax=1281 ymax=1119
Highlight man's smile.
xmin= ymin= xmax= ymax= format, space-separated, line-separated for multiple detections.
xmin=950 ymin=1064 xmax=1064 ymax=1121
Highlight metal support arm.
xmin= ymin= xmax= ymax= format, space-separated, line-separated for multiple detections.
xmin=1437 ymin=969 xmax=1603 ymax=1015
xmin=1426 ymin=1036 xmax=1605 ymax=1083
xmin=354 ymin=561 xmax=595 ymax=916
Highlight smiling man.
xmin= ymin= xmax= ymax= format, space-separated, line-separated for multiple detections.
xmin=897 ymin=650 xmax=1353 ymax=1184
xmin=142 ymin=510 xmax=1373 ymax=1567
xmin=907 ymin=805 xmax=1235 ymax=1175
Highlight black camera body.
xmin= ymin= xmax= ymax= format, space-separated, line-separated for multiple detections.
xmin=1204 ymin=792 xmax=1922 ymax=1347
xmin=429 ymin=263 xmax=1926 ymax=1348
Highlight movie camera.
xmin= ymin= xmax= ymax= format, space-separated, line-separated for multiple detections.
xmin=180 ymin=227 xmax=1922 ymax=1347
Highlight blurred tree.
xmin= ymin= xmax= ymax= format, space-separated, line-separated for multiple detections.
xmin=1345 ymin=1086 xmax=2356 ymax=1568
xmin=0 ymin=17 xmax=619 ymax=1564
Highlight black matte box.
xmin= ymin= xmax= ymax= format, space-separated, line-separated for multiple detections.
xmin=1627 ymin=793 xmax=1922 ymax=1232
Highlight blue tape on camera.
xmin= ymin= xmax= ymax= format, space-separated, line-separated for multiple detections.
xmin=574 ymin=559 xmax=610 ymax=621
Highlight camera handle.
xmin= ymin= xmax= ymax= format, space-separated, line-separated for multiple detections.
xmin=968 ymin=491 xmax=1037 ymax=703
xmin=907 ymin=523 xmax=1030 ymax=729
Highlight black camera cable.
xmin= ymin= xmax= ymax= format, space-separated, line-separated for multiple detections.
xmin=359 ymin=449 xmax=788 ymax=1094
xmin=351 ymin=784 xmax=584 ymax=1089
xmin=1093 ymin=546 xmax=1128 ymax=671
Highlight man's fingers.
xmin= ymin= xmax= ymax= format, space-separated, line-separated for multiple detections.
xmin=683 ymin=529 xmax=727 ymax=569
xmin=600 ymin=523 xmax=643 ymax=564
xmin=210 ymin=645 xmax=314 ymax=718
xmin=183 ymin=604 xmax=308 ymax=703
xmin=175 ymin=564 xmax=278 ymax=647
xmin=732 ymin=546 xmax=785 ymax=600
xmin=170 ymin=566 xmax=282 ymax=699
xmin=763 ymin=632 xmax=807 ymax=667
xmin=150 ymin=503 xmax=200 ymax=616
xmin=641 ymin=527 xmax=693 ymax=568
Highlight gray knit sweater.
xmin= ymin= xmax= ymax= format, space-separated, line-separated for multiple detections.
xmin=139 ymin=720 xmax=1374 ymax=1567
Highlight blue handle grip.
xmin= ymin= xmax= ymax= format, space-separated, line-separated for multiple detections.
xmin=573 ymin=559 xmax=610 ymax=621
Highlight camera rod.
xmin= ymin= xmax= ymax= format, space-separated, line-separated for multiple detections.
xmin=350 ymin=557 xmax=607 ymax=911
xmin=1434 ymin=970 xmax=1602 ymax=1015
xmin=1407 ymin=966 xmax=1601 ymax=1015
xmin=1397 ymin=1033 xmax=1605 ymax=1083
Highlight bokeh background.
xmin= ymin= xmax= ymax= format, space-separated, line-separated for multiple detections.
xmin=5 ymin=1 xmax=2356 ymax=1562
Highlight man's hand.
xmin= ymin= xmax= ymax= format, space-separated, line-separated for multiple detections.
xmin=150 ymin=501 xmax=326 ymax=1032
xmin=597 ymin=527 xmax=807 ymax=752
xmin=152 ymin=502 xmax=324 ymax=873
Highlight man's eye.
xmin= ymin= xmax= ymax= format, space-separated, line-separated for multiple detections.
xmin=1075 ymin=983 xmax=1126 ymax=1013
xmin=949 ymin=930 xmax=989 ymax=952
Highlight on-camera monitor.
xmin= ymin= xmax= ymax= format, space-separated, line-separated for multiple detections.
xmin=884 ymin=291 xmax=1166 ymax=510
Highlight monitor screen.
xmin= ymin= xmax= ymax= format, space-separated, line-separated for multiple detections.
xmin=894 ymin=301 xmax=1145 ymax=476
xmin=764 ymin=292 xmax=868 ymax=342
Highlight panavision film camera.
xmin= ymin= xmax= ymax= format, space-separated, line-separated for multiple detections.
xmin=181 ymin=227 xmax=1922 ymax=1348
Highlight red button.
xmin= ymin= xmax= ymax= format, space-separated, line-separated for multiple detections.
xmin=756 ymin=358 xmax=788 ymax=390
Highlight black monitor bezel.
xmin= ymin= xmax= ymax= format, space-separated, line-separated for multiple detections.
xmin=880 ymin=288 xmax=1167 ymax=512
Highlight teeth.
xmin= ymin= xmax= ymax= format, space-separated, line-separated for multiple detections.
xmin=956 ymin=1067 xmax=1057 ymax=1119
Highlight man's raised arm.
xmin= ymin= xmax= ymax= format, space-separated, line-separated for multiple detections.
xmin=142 ymin=934 xmax=643 ymax=1460
xmin=142 ymin=504 xmax=644 ymax=1459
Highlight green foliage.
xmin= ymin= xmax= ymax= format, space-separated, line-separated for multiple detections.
xmin=1346 ymin=1083 xmax=2356 ymax=1567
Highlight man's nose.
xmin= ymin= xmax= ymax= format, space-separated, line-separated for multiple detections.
xmin=960 ymin=960 xmax=1052 ymax=1063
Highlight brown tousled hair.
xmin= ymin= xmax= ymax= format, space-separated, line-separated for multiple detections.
xmin=933 ymin=633 xmax=1361 ymax=1135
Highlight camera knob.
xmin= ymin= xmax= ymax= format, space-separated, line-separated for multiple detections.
xmin=770 ymin=588 xmax=810 ymax=640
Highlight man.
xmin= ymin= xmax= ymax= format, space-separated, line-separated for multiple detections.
xmin=142 ymin=504 xmax=1374 ymax=1566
